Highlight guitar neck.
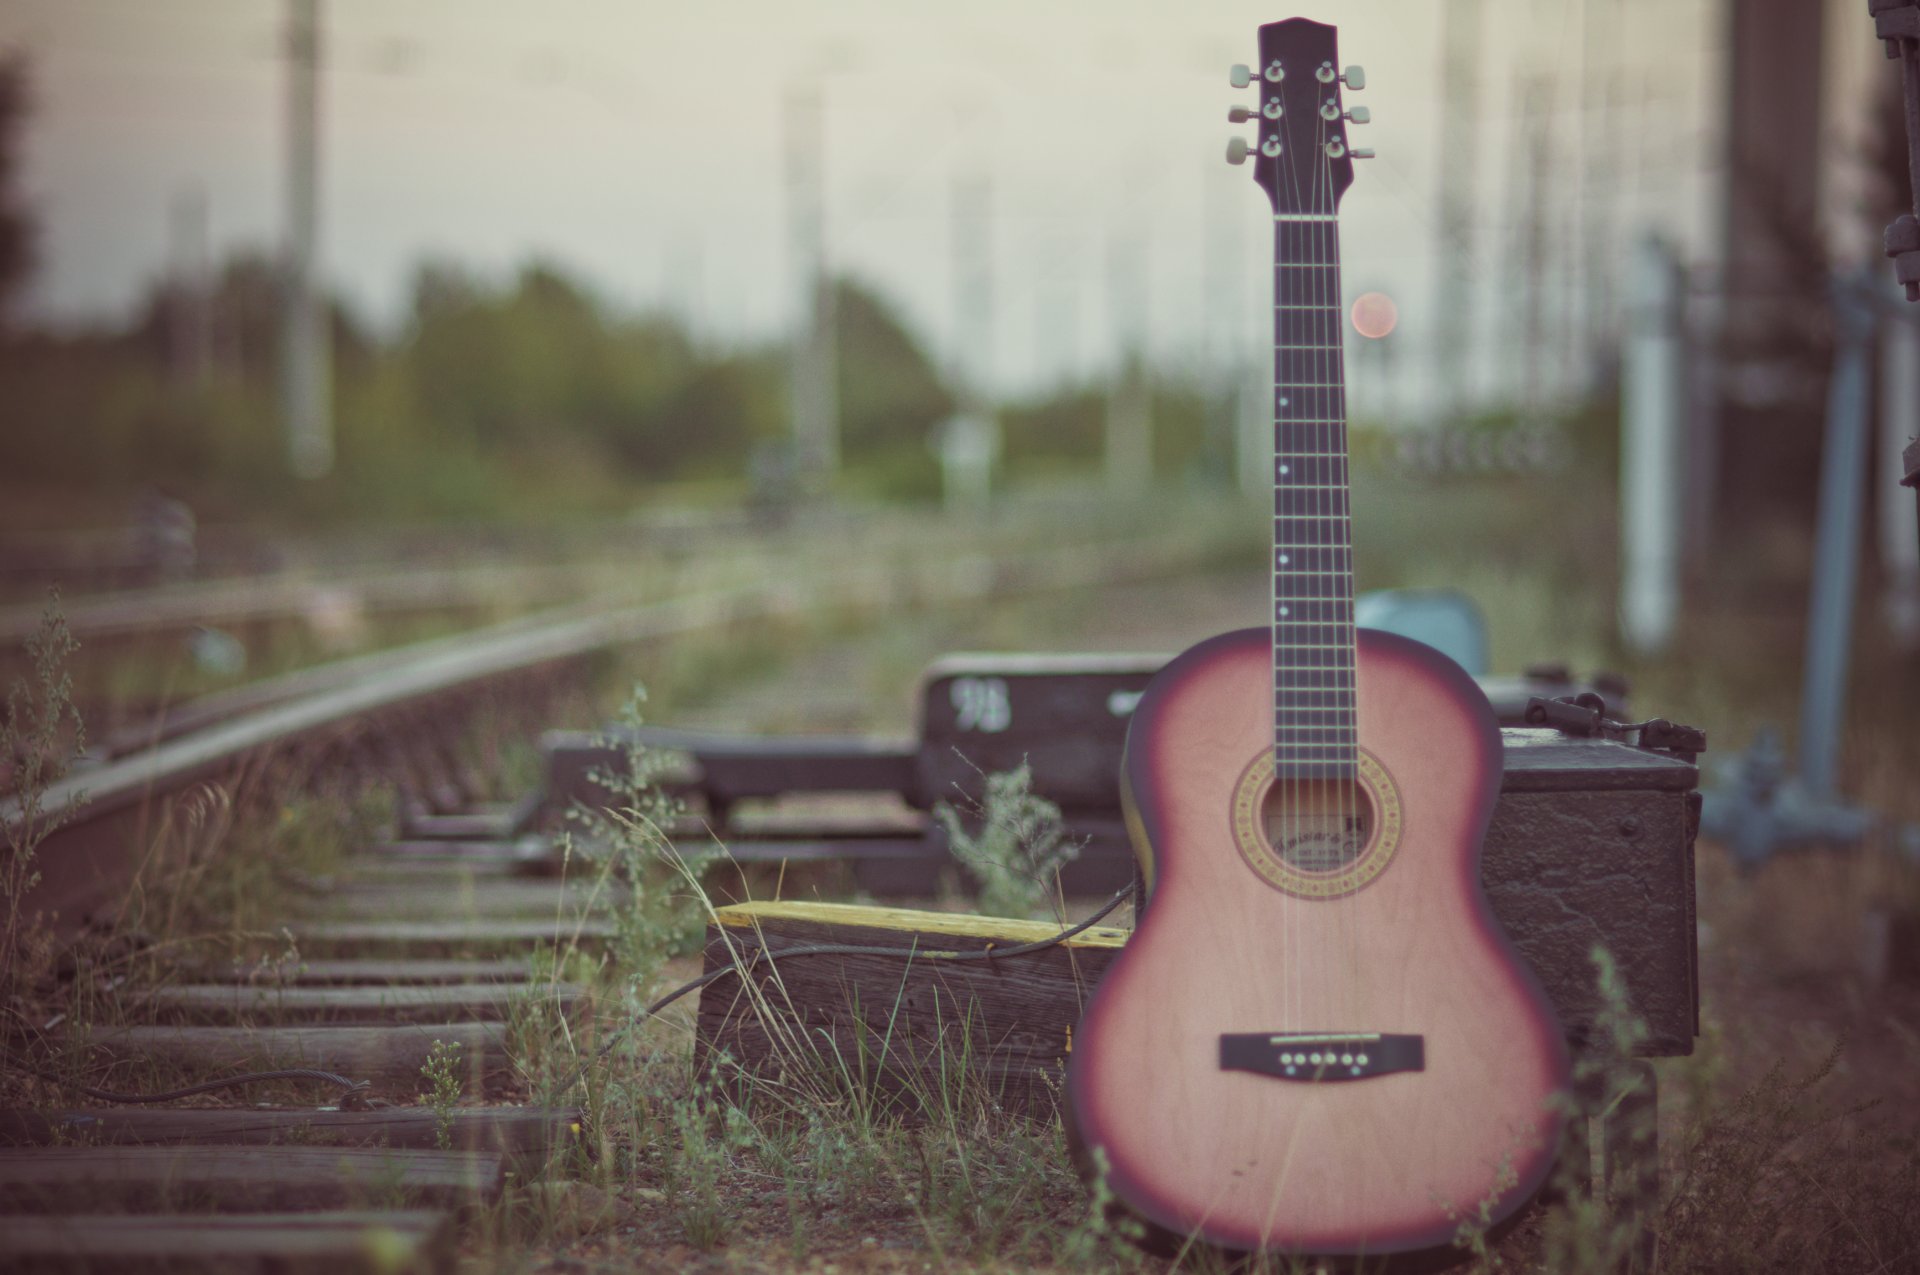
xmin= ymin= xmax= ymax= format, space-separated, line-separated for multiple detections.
xmin=1271 ymin=216 xmax=1357 ymax=778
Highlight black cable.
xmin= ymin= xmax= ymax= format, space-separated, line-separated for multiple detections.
xmin=557 ymin=881 xmax=1137 ymax=1096
xmin=3 ymin=1056 xmax=370 ymax=1106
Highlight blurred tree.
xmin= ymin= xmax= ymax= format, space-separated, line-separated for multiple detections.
xmin=1000 ymin=384 xmax=1105 ymax=474
xmin=0 ymin=53 xmax=37 ymax=324
xmin=832 ymin=277 xmax=953 ymax=498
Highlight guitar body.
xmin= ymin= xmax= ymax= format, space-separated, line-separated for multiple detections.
xmin=1065 ymin=627 xmax=1567 ymax=1257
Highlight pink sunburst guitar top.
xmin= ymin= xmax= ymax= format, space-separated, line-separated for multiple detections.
xmin=1063 ymin=18 xmax=1569 ymax=1262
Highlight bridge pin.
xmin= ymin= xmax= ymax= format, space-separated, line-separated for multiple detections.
xmin=1309 ymin=1053 xmax=1322 ymax=1065
xmin=1357 ymin=1053 xmax=1369 ymax=1066
xmin=1341 ymin=1054 xmax=1353 ymax=1065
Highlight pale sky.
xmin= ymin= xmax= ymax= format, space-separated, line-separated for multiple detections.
xmin=1 ymin=0 xmax=1743 ymax=411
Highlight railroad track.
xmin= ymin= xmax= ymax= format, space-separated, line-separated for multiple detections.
xmin=0 ymin=511 xmax=1242 ymax=1271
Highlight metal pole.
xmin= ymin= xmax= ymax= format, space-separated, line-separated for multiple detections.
xmin=1881 ymin=293 xmax=1920 ymax=648
xmin=1619 ymin=232 xmax=1684 ymax=653
xmin=1105 ymin=225 xmax=1152 ymax=493
xmin=1798 ymin=280 xmax=1877 ymax=800
xmin=785 ymin=84 xmax=837 ymax=489
xmin=281 ymin=0 xmax=331 ymax=479
xmin=1432 ymin=0 xmax=1481 ymax=421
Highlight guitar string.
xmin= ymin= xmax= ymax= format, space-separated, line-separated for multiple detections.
xmin=1275 ymin=68 xmax=1308 ymax=1044
xmin=1313 ymin=91 xmax=1349 ymax=1036
xmin=1317 ymin=97 xmax=1354 ymax=1031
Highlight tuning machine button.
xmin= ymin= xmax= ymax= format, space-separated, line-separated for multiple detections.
xmin=1226 ymin=136 xmax=1250 ymax=165
xmin=1346 ymin=105 xmax=1371 ymax=124
xmin=1230 ymin=63 xmax=1252 ymax=88
xmin=1350 ymin=147 xmax=1377 ymax=159
xmin=1341 ymin=65 xmax=1366 ymax=89
xmin=1228 ymin=106 xmax=1253 ymax=123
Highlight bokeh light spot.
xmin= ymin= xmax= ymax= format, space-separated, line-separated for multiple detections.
xmin=1351 ymin=291 xmax=1398 ymax=339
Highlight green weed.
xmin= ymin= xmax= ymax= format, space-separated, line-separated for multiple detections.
xmin=933 ymin=761 xmax=1082 ymax=919
xmin=421 ymin=1039 xmax=464 ymax=1150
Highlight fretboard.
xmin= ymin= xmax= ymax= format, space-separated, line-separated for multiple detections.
xmin=1271 ymin=216 xmax=1356 ymax=779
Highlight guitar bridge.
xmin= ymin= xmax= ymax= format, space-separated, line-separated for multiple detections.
xmin=1218 ymin=1032 xmax=1423 ymax=1082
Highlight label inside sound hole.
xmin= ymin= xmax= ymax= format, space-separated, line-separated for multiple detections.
xmin=1229 ymin=748 xmax=1402 ymax=900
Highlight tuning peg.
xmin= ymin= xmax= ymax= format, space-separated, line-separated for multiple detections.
xmin=1350 ymin=147 xmax=1377 ymax=159
xmin=1345 ymin=106 xmax=1371 ymax=124
xmin=1341 ymin=65 xmax=1366 ymax=90
xmin=1230 ymin=64 xmax=1252 ymax=88
xmin=1226 ymin=136 xmax=1251 ymax=165
xmin=1228 ymin=106 xmax=1254 ymax=123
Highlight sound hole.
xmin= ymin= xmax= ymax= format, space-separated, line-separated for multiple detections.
xmin=1259 ymin=777 xmax=1374 ymax=872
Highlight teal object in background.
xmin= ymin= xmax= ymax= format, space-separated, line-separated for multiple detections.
xmin=1354 ymin=589 xmax=1488 ymax=677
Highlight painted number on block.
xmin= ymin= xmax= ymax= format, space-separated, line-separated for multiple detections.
xmin=950 ymin=677 xmax=1011 ymax=733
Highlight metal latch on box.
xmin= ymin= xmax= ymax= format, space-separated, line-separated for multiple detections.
xmin=1523 ymin=693 xmax=1707 ymax=764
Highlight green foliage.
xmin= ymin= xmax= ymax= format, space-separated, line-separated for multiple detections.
xmin=421 ymin=1039 xmax=464 ymax=1150
xmin=932 ymin=762 xmax=1081 ymax=918
xmin=661 ymin=1068 xmax=758 ymax=1250
xmin=566 ymin=687 xmax=721 ymax=993
xmin=0 ymin=251 xmax=965 ymax=527
xmin=832 ymin=278 xmax=954 ymax=500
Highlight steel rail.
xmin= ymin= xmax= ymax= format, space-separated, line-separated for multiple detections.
xmin=2 ymin=522 xmax=1241 ymax=935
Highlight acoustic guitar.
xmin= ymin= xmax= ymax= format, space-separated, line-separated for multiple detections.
xmin=1064 ymin=17 xmax=1569 ymax=1260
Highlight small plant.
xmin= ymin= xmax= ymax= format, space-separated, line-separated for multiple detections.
xmin=565 ymin=686 xmax=721 ymax=994
xmin=661 ymin=1068 xmax=757 ymax=1251
xmin=1532 ymin=946 xmax=1656 ymax=1274
xmin=933 ymin=761 xmax=1082 ymax=918
xmin=421 ymin=1038 xmax=463 ymax=1150
xmin=1 ymin=592 xmax=85 ymax=1022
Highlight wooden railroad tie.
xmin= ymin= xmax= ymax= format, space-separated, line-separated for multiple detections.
xmin=0 ymin=1107 xmax=583 ymax=1170
xmin=0 ymin=1210 xmax=455 ymax=1274
xmin=694 ymin=901 xmax=1128 ymax=1118
xmin=0 ymin=1145 xmax=504 ymax=1213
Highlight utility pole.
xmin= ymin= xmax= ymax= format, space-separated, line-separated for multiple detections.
xmin=1433 ymin=0 xmax=1482 ymax=422
xmin=940 ymin=171 xmax=998 ymax=509
xmin=281 ymin=0 xmax=331 ymax=479
xmin=1508 ymin=74 xmax=1553 ymax=414
xmin=1579 ymin=0 xmax=1622 ymax=383
xmin=1104 ymin=223 xmax=1152 ymax=493
xmin=785 ymin=84 xmax=837 ymax=490
xmin=168 ymin=184 xmax=212 ymax=389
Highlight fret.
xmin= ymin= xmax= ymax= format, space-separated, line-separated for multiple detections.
xmin=1274 ymin=606 xmax=1351 ymax=625
xmin=1267 ymin=653 xmax=1351 ymax=670
xmin=1276 ymin=314 xmax=1342 ymax=345
xmin=1275 ymin=304 xmax=1342 ymax=310
xmin=1273 ymin=544 xmax=1350 ymax=564
xmin=1276 ymin=383 xmax=1347 ymax=390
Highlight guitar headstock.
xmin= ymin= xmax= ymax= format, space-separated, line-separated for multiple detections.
xmin=1227 ymin=18 xmax=1371 ymax=215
